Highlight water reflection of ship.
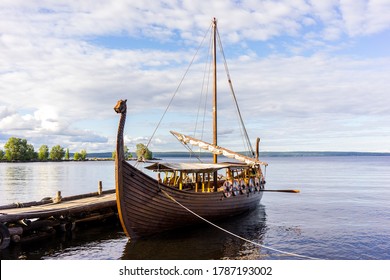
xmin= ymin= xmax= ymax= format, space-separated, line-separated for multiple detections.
xmin=121 ymin=205 xmax=267 ymax=260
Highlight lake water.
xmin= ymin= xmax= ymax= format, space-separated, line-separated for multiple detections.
xmin=1 ymin=156 xmax=390 ymax=260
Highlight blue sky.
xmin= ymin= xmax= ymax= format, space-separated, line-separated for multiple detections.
xmin=0 ymin=0 xmax=389 ymax=153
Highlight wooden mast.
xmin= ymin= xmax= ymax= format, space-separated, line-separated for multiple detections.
xmin=212 ymin=17 xmax=217 ymax=164
xmin=212 ymin=18 xmax=218 ymax=191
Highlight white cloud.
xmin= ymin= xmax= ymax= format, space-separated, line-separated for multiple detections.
xmin=340 ymin=0 xmax=390 ymax=36
xmin=0 ymin=1 xmax=389 ymax=152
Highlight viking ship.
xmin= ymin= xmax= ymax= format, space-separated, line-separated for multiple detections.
xmin=114 ymin=18 xmax=268 ymax=239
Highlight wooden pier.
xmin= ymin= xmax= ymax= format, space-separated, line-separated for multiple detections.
xmin=0 ymin=182 xmax=117 ymax=249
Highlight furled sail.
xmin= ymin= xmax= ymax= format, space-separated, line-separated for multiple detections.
xmin=170 ymin=131 xmax=268 ymax=167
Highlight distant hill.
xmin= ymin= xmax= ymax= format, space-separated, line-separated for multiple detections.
xmin=87 ymin=152 xmax=113 ymax=158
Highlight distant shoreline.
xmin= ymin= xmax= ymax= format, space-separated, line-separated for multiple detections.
xmin=1 ymin=151 xmax=389 ymax=163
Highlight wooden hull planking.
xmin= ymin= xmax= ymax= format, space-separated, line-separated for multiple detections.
xmin=116 ymin=160 xmax=263 ymax=239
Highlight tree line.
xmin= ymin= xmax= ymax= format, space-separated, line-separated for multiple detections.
xmin=0 ymin=137 xmax=154 ymax=162
xmin=111 ymin=143 xmax=153 ymax=160
xmin=0 ymin=137 xmax=87 ymax=162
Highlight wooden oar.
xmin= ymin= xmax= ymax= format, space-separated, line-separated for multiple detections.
xmin=260 ymin=189 xmax=300 ymax=193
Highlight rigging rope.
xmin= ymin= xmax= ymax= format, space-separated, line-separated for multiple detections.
xmin=145 ymin=23 xmax=213 ymax=152
xmin=145 ymin=20 xmax=256 ymax=162
xmin=160 ymin=188 xmax=322 ymax=260
xmin=193 ymin=30 xmax=213 ymax=159
xmin=177 ymin=139 xmax=204 ymax=163
xmin=216 ymin=28 xmax=255 ymax=158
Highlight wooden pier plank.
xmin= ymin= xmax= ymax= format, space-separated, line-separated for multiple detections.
xmin=0 ymin=193 xmax=116 ymax=223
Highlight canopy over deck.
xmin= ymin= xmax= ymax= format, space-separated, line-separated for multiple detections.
xmin=145 ymin=162 xmax=250 ymax=173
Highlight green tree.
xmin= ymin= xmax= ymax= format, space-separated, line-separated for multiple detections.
xmin=0 ymin=149 xmax=4 ymax=160
xmin=50 ymin=145 xmax=65 ymax=161
xmin=124 ymin=146 xmax=130 ymax=160
xmin=65 ymin=148 xmax=70 ymax=160
xmin=74 ymin=152 xmax=81 ymax=161
xmin=80 ymin=149 xmax=87 ymax=161
xmin=27 ymin=144 xmax=37 ymax=160
xmin=136 ymin=143 xmax=153 ymax=160
xmin=4 ymin=137 xmax=36 ymax=161
xmin=112 ymin=145 xmax=132 ymax=160
xmin=38 ymin=145 xmax=49 ymax=161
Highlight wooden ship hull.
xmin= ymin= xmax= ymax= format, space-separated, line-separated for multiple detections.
xmin=116 ymin=159 xmax=263 ymax=238
xmin=114 ymin=18 xmax=267 ymax=240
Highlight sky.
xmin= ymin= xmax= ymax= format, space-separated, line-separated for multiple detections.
xmin=0 ymin=0 xmax=389 ymax=154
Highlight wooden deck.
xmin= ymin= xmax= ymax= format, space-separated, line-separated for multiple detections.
xmin=0 ymin=189 xmax=118 ymax=249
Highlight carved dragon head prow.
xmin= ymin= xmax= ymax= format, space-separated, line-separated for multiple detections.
xmin=114 ymin=99 xmax=127 ymax=114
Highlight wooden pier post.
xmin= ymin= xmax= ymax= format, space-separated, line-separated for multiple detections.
xmin=98 ymin=181 xmax=103 ymax=195
xmin=53 ymin=191 xmax=62 ymax=203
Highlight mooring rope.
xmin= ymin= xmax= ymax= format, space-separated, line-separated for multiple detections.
xmin=144 ymin=23 xmax=212 ymax=153
xmin=160 ymin=189 xmax=322 ymax=260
